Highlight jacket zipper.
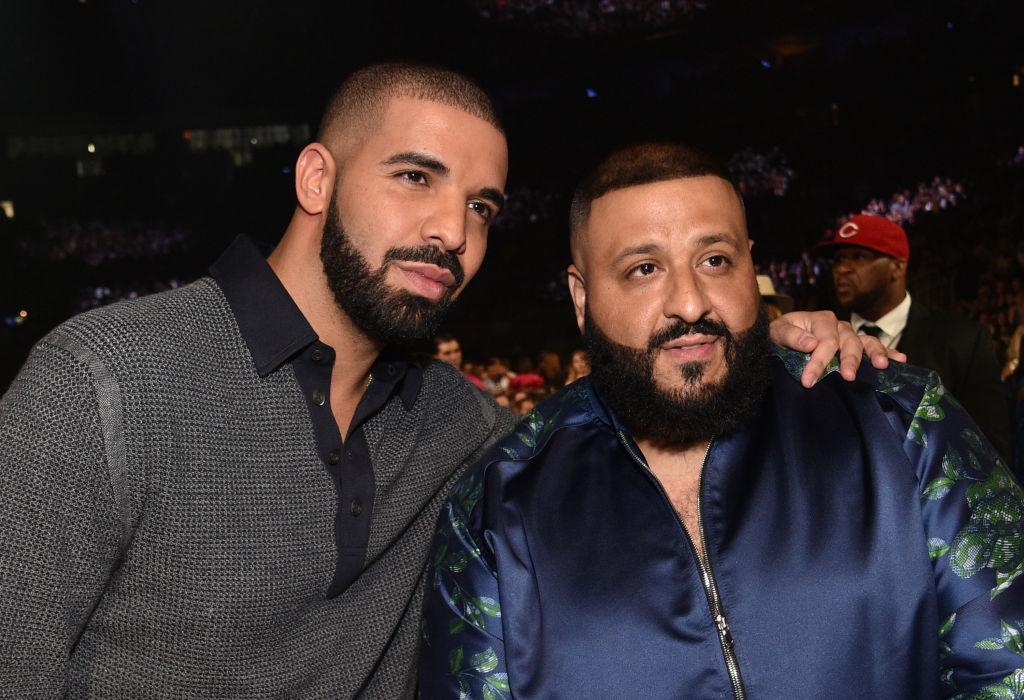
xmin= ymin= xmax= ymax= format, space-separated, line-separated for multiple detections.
xmin=617 ymin=431 xmax=747 ymax=700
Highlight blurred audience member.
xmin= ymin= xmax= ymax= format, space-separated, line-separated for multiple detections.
xmin=565 ymin=349 xmax=591 ymax=385
xmin=819 ymin=214 xmax=1010 ymax=459
xmin=433 ymin=334 xmax=486 ymax=389
xmin=757 ymin=274 xmax=794 ymax=321
xmin=483 ymin=356 xmax=516 ymax=396
xmin=537 ymin=350 xmax=565 ymax=386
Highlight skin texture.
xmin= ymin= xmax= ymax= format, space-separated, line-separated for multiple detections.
xmin=268 ymin=96 xmax=507 ymax=436
xmin=434 ymin=339 xmax=463 ymax=368
xmin=832 ymin=246 xmax=908 ymax=322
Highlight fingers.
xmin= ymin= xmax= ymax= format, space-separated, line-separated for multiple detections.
xmin=799 ymin=312 xmax=841 ymax=388
xmin=768 ymin=317 xmax=818 ymax=354
xmin=835 ymin=322 xmax=866 ymax=381
xmin=860 ymin=335 xmax=893 ymax=368
xmin=886 ymin=347 xmax=907 ymax=363
xmin=773 ymin=311 xmax=906 ymax=387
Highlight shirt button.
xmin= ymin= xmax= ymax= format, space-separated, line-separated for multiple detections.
xmin=310 ymin=348 xmax=323 ymax=362
xmin=327 ymin=449 xmax=341 ymax=465
xmin=350 ymin=498 xmax=363 ymax=517
xmin=312 ymin=389 xmax=326 ymax=406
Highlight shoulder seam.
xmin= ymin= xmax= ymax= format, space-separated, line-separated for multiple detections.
xmin=42 ymin=329 xmax=133 ymax=561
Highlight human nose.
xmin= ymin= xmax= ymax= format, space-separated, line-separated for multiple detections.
xmin=662 ymin=269 xmax=711 ymax=324
xmin=420 ymin=193 xmax=468 ymax=254
xmin=832 ymin=256 xmax=853 ymax=276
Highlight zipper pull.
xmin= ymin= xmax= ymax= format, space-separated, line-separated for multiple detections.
xmin=715 ymin=613 xmax=735 ymax=649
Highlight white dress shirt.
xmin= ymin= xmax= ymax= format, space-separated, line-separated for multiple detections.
xmin=851 ymin=292 xmax=912 ymax=348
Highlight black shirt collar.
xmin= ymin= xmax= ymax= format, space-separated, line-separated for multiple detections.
xmin=210 ymin=235 xmax=317 ymax=377
xmin=209 ymin=235 xmax=421 ymax=409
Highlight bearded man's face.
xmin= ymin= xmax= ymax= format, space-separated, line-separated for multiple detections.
xmin=567 ymin=176 xmax=770 ymax=444
xmin=320 ymin=191 xmax=464 ymax=346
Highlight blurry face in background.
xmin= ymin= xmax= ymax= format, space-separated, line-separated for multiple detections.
xmin=830 ymin=246 xmax=895 ymax=314
xmin=570 ymin=350 xmax=590 ymax=376
xmin=434 ymin=339 xmax=463 ymax=367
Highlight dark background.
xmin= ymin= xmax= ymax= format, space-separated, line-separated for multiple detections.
xmin=2 ymin=0 xmax=1023 ymax=389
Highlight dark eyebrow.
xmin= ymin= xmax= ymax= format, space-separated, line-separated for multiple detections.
xmin=380 ymin=151 xmax=449 ymax=176
xmin=381 ymin=151 xmax=505 ymax=213
xmin=694 ymin=233 xmax=740 ymax=249
xmin=613 ymin=243 xmax=662 ymax=266
xmin=476 ymin=187 xmax=506 ymax=213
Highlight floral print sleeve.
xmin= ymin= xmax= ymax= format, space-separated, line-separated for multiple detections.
xmin=881 ymin=363 xmax=1024 ymax=698
xmin=419 ymin=406 xmax=571 ymax=699
xmin=418 ymin=457 xmax=509 ymax=700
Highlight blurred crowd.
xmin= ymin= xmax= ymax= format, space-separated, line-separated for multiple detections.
xmin=475 ymin=0 xmax=706 ymax=36
xmin=434 ymin=334 xmax=591 ymax=416
xmin=78 ymin=279 xmax=186 ymax=311
xmin=32 ymin=219 xmax=191 ymax=266
xmin=843 ymin=176 xmax=964 ymax=227
xmin=728 ymin=147 xmax=795 ymax=198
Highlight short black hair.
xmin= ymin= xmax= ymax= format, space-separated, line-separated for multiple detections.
xmin=569 ymin=142 xmax=737 ymax=264
xmin=317 ymin=63 xmax=503 ymax=157
xmin=432 ymin=333 xmax=459 ymax=353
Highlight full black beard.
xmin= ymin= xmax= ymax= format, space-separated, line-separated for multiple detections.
xmin=584 ymin=306 xmax=772 ymax=447
xmin=319 ymin=191 xmax=465 ymax=347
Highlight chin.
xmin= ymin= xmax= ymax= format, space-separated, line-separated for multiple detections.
xmin=656 ymin=359 xmax=725 ymax=393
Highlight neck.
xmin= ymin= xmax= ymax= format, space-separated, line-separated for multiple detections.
xmin=268 ymin=215 xmax=383 ymax=394
xmin=636 ymin=436 xmax=712 ymax=474
xmin=859 ymin=287 xmax=906 ymax=323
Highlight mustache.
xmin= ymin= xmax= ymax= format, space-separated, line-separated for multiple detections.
xmin=646 ymin=317 xmax=731 ymax=352
xmin=383 ymin=246 xmax=465 ymax=289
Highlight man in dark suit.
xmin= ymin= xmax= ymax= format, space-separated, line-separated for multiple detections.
xmin=821 ymin=214 xmax=1011 ymax=460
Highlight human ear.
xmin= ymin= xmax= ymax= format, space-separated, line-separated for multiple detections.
xmin=567 ymin=265 xmax=587 ymax=334
xmin=891 ymin=258 xmax=908 ymax=282
xmin=294 ymin=143 xmax=335 ymax=216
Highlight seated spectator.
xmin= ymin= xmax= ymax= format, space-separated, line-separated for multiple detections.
xmin=565 ymin=349 xmax=591 ymax=384
xmin=433 ymin=334 xmax=486 ymax=389
xmin=537 ymin=350 xmax=565 ymax=387
xmin=483 ymin=356 xmax=515 ymax=396
xmin=756 ymin=274 xmax=794 ymax=321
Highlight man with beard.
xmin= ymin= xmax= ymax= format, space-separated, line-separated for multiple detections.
xmin=0 ymin=64 xmax=893 ymax=695
xmin=821 ymin=213 xmax=1011 ymax=462
xmin=0 ymin=63 xmax=512 ymax=698
xmin=418 ymin=143 xmax=1024 ymax=699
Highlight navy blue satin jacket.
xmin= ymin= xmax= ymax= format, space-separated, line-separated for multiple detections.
xmin=418 ymin=350 xmax=1024 ymax=699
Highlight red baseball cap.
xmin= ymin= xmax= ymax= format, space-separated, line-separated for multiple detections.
xmin=817 ymin=214 xmax=910 ymax=260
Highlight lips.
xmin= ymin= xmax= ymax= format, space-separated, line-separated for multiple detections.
xmin=660 ymin=335 xmax=720 ymax=360
xmin=393 ymin=262 xmax=456 ymax=301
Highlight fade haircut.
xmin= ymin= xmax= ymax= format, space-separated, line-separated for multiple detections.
xmin=316 ymin=63 xmax=503 ymax=160
xmin=569 ymin=142 xmax=739 ymax=264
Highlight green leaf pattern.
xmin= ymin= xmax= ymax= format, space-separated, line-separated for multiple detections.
xmin=894 ymin=365 xmax=1024 ymax=695
xmin=422 ymin=390 xmax=588 ymax=699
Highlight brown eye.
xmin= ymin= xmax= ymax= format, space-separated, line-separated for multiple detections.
xmin=399 ymin=171 xmax=427 ymax=184
xmin=468 ymin=201 xmax=493 ymax=222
